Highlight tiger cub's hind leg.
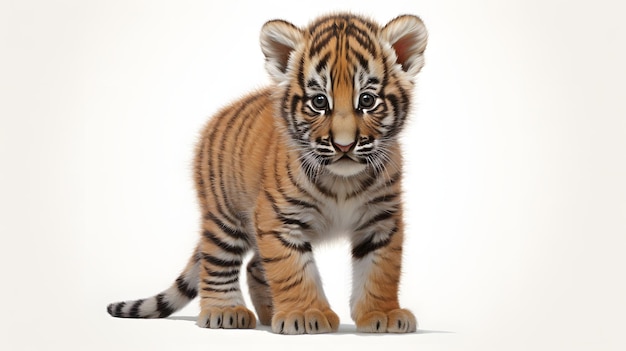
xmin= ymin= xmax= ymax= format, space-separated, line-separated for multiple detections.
xmin=196 ymin=214 xmax=256 ymax=329
xmin=246 ymin=253 xmax=273 ymax=325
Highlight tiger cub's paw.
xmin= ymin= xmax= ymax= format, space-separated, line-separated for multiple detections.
xmin=356 ymin=308 xmax=417 ymax=333
xmin=197 ymin=306 xmax=257 ymax=329
xmin=272 ymin=308 xmax=339 ymax=334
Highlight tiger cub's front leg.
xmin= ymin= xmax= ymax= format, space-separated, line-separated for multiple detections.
xmin=350 ymin=214 xmax=417 ymax=333
xmin=255 ymin=196 xmax=339 ymax=334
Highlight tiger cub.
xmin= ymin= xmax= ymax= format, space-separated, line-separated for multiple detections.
xmin=107 ymin=13 xmax=428 ymax=334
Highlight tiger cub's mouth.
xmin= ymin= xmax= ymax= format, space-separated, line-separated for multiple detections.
xmin=325 ymin=153 xmax=367 ymax=177
xmin=337 ymin=153 xmax=357 ymax=162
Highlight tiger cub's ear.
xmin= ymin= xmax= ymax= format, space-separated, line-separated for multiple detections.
xmin=260 ymin=20 xmax=304 ymax=83
xmin=382 ymin=15 xmax=428 ymax=77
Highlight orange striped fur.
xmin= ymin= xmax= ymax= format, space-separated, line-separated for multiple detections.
xmin=108 ymin=13 xmax=427 ymax=334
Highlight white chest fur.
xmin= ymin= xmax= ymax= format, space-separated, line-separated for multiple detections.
xmin=317 ymin=197 xmax=364 ymax=238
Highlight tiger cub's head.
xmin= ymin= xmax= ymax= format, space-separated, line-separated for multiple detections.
xmin=260 ymin=14 xmax=427 ymax=177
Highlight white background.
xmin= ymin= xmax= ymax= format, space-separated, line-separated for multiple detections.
xmin=1 ymin=0 xmax=625 ymax=350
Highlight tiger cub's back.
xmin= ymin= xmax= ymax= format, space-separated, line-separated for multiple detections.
xmin=193 ymin=89 xmax=275 ymax=224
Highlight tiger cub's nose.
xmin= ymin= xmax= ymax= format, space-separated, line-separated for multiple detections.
xmin=333 ymin=141 xmax=355 ymax=153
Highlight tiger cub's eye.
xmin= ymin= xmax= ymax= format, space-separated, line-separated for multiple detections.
xmin=311 ymin=94 xmax=329 ymax=111
xmin=358 ymin=93 xmax=376 ymax=109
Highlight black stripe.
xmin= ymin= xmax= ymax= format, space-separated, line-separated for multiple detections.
xmin=277 ymin=274 xmax=304 ymax=293
xmin=246 ymin=263 xmax=270 ymax=287
xmin=315 ymin=52 xmax=331 ymax=73
xmin=204 ymin=266 xmax=240 ymax=278
xmin=358 ymin=146 xmax=374 ymax=153
xmin=248 ymin=271 xmax=269 ymax=287
xmin=356 ymin=207 xmax=398 ymax=231
xmin=274 ymin=156 xmax=318 ymax=213
xmin=273 ymin=260 xmax=313 ymax=285
xmin=369 ymin=171 xmax=402 ymax=193
xmin=346 ymin=173 xmax=378 ymax=199
xmin=392 ymin=85 xmax=410 ymax=134
xmin=264 ymin=190 xmax=311 ymax=230
xmin=359 ymin=16 xmax=378 ymax=32
xmin=297 ymin=54 xmax=305 ymax=89
xmin=352 ymin=226 xmax=399 ymax=259
xmin=156 ymin=293 xmax=175 ymax=318
xmin=115 ymin=302 xmax=125 ymax=316
xmin=279 ymin=216 xmax=311 ymax=230
xmin=202 ymin=286 xmax=240 ymax=293
xmin=110 ymin=302 xmax=125 ymax=317
xmin=307 ymin=78 xmax=322 ymax=89
xmin=312 ymin=181 xmax=336 ymax=199
xmin=309 ymin=32 xmax=336 ymax=58
xmin=290 ymin=95 xmax=303 ymax=132
xmin=205 ymin=212 xmax=248 ymax=241
xmin=367 ymin=289 xmax=389 ymax=301
xmin=330 ymin=52 xmax=351 ymax=86
xmin=280 ymin=85 xmax=296 ymax=128
xmin=384 ymin=91 xmax=409 ymax=138
xmin=368 ymin=193 xmax=399 ymax=205
xmin=203 ymin=277 xmax=239 ymax=286
xmin=277 ymin=294 xmax=307 ymax=305
xmin=262 ymin=253 xmax=292 ymax=264
xmin=346 ymin=24 xmax=377 ymax=57
xmin=367 ymin=77 xmax=380 ymax=85
xmin=382 ymin=50 xmax=392 ymax=81
xmin=129 ymin=299 xmax=144 ymax=318
xmin=315 ymin=136 xmax=331 ymax=146
xmin=282 ymin=93 xmax=307 ymax=141
xmin=299 ymin=161 xmax=336 ymax=199
xmin=273 ymin=232 xmax=313 ymax=253
xmin=386 ymin=93 xmax=400 ymax=131
xmin=201 ymin=253 xmax=242 ymax=267
xmin=315 ymin=147 xmax=334 ymax=156
xmin=388 ymin=92 xmax=405 ymax=136
xmin=194 ymin=139 xmax=207 ymax=203
xmin=203 ymin=230 xmax=247 ymax=255
xmin=248 ymin=257 xmax=263 ymax=269
xmin=285 ymin=155 xmax=319 ymax=199
xmin=272 ymin=150 xmax=288 ymax=190
xmin=283 ymin=194 xmax=318 ymax=211
xmin=107 ymin=303 xmax=113 ymax=316
xmin=349 ymin=48 xmax=369 ymax=72
xmin=175 ymin=276 xmax=198 ymax=299
xmin=193 ymin=249 xmax=202 ymax=263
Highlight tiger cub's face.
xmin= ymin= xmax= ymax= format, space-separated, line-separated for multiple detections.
xmin=261 ymin=14 xmax=427 ymax=177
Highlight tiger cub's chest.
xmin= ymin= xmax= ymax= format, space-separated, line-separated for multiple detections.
xmin=301 ymin=193 xmax=392 ymax=242
xmin=317 ymin=198 xmax=365 ymax=236
xmin=291 ymin=170 xmax=399 ymax=241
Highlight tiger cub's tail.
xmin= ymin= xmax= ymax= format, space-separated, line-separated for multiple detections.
xmin=107 ymin=251 xmax=200 ymax=318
